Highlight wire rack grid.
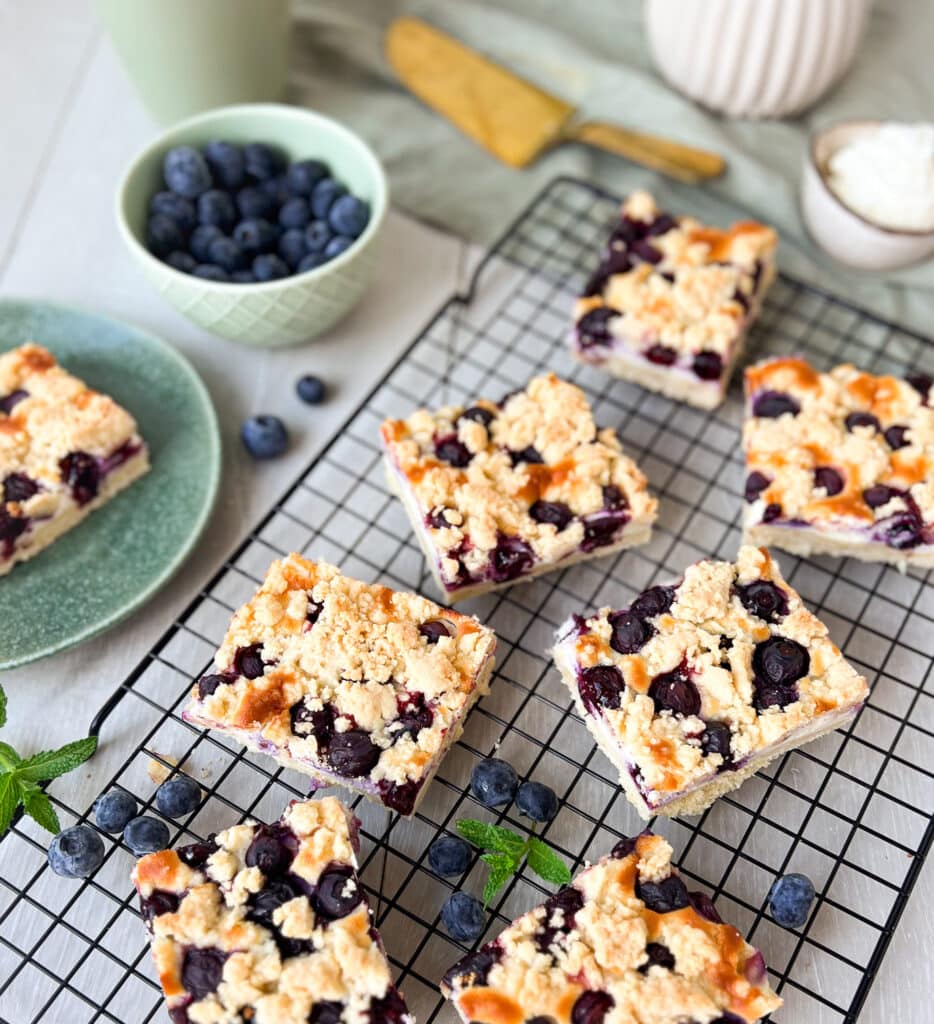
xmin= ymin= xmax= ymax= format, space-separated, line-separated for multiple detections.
xmin=2 ymin=177 xmax=933 ymax=1024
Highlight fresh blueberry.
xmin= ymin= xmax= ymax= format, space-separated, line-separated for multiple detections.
xmin=189 ymin=224 xmax=224 ymax=262
xmin=207 ymin=236 xmax=246 ymax=273
xmin=278 ymin=228 xmax=308 ymax=268
xmin=236 ymin=185 xmax=277 ymax=220
xmin=48 ymin=825 xmax=105 ymax=878
xmin=287 ymin=159 xmax=329 ymax=196
xmin=231 ymin=269 xmax=255 ymax=283
xmin=752 ymin=390 xmax=800 ymax=419
xmin=297 ymin=252 xmax=328 ymax=274
xmin=192 ymin=263 xmax=230 ymax=282
xmin=515 ymin=781 xmax=559 ymax=822
xmin=241 ymin=415 xmax=288 ymax=459
xmin=93 ymin=790 xmax=138 ymax=833
xmin=244 ymin=142 xmax=285 ymax=181
xmin=149 ymin=190 xmax=197 ymax=232
xmin=296 ymin=374 xmax=327 ymax=404
xmin=204 ymin=141 xmax=246 ymax=189
xmin=146 ymin=213 xmax=186 ymax=256
xmin=163 ymin=146 xmax=212 ymax=198
xmin=311 ymin=177 xmax=347 ymax=219
xmin=428 ymin=835 xmax=471 ymax=876
xmin=197 ymin=189 xmax=237 ymax=231
xmin=470 ymin=757 xmax=518 ymax=807
xmin=234 ymin=218 xmax=277 ymax=254
xmin=304 ymin=219 xmax=332 ymax=253
xmin=279 ymin=197 xmax=311 ymax=230
xmin=165 ymin=250 xmax=196 ymax=273
xmin=124 ymin=816 xmax=170 ymax=857
xmin=768 ymin=872 xmax=816 ymax=928
xmin=441 ymin=891 xmax=485 ymax=941
xmin=155 ymin=776 xmax=202 ymax=819
xmin=252 ymin=253 xmax=290 ymax=282
xmin=324 ymin=235 xmax=354 ymax=259
xmin=328 ymin=195 xmax=369 ymax=238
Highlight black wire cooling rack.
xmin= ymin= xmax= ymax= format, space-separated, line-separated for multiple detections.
xmin=2 ymin=177 xmax=934 ymax=1024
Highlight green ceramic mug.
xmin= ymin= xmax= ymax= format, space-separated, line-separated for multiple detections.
xmin=97 ymin=0 xmax=292 ymax=124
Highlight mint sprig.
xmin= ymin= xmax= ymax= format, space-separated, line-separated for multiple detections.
xmin=0 ymin=682 xmax=98 ymax=835
xmin=457 ymin=818 xmax=571 ymax=906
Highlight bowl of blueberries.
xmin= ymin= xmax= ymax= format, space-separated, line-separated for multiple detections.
xmin=116 ymin=103 xmax=388 ymax=346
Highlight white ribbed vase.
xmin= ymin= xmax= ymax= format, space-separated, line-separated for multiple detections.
xmin=644 ymin=0 xmax=871 ymax=119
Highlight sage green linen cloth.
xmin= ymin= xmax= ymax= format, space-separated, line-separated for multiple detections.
xmin=290 ymin=0 xmax=933 ymax=336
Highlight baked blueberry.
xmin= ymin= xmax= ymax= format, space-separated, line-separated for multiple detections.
xmin=296 ymin=374 xmax=327 ymax=404
xmin=648 ymin=667 xmax=701 ymax=717
xmin=59 ymin=451 xmax=100 ymax=505
xmin=630 ymin=585 xmax=675 ymax=619
xmin=124 ymin=816 xmax=170 ymax=857
xmin=735 ymin=579 xmax=788 ymax=622
xmin=435 ymin=436 xmax=471 ymax=467
xmin=489 ymin=535 xmax=534 ymax=582
xmin=470 ymin=758 xmax=518 ymax=807
xmin=638 ymin=941 xmax=675 ymax=973
xmin=577 ymin=664 xmax=625 ymax=710
xmin=814 ymin=466 xmax=844 ymax=496
xmin=241 ymin=415 xmax=288 ymax=459
xmin=576 ymin=307 xmax=615 ymax=348
xmin=3 ymin=472 xmax=39 ymax=503
xmin=744 ymin=471 xmax=770 ymax=502
xmin=155 ymin=776 xmax=201 ymax=818
xmin=884 ymin=424 xmax=910 ymax=450
xmin=515 ymin=780 xmax=559 ymax=822
xmin=441 ymin=891 xmax=485 ymax=941
xmin=700 ymin=721 xmax=733 ymax=763
xmin=608 ymin=610 xmax=652 ymax=655
xmin=844 ymin=411 xmax=879 ymax=433
xmin=181 ymin=947 xmax=227 ymax=1000
xmin=48 ymin=825 xmax=105 ymax=877
xmin=645 ymin=343 xmax=677 ymax=366
xmin=315 ymin=865 xmax=364 ymax=919
xmin=163 ymin=146 xmax=212 ymax=198
xmin=570 ymin=990 xmax=615 ymax=1024
xmin=0 ymin=389 xmax=29 ymax=415
xmin=428 ymin=835 xmax=472 ymax=876
xmin=204 ymin=141 xmax=246 ymax=189
xmin=529 ymin=500 xmax=573 ymax=531
xmin=635 ymin=874 xmax=689 ymax=913
xmin=93 ymin=790 xmax=138 ymax=833
xmin=327 ymin=730 xmax=381 ymax=776
xmin=753 ymin=636 xmax=809 ymax=688
xmin=768 ymin=872 xmax=815 ymax=928
xmin=692 ymin=351 xmax=723 ymax=380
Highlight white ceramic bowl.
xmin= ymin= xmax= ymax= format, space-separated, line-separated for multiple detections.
xmin=801 ymin=120 xmax=934 ymax=271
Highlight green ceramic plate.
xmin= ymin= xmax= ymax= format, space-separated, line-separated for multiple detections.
xmin=0 ymin=299 xmax=221 ymax=669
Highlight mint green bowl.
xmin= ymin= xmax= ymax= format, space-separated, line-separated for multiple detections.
xmin=116 ymin=103 xmax=388 ymax=347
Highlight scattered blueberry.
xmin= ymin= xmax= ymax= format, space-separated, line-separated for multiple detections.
xmin=470 ymin=757 xmax=518 ymax=807
xmin=48 ymin=825 xmax=105 ymax=878
xmin=296 ymin=374 xmax=327 ymax=405
xmin=93 ymin=790 xmax=138 ymax=833
xmin=149 ymin=191 xmax=197 ymax=232
xmin=241 ymin=415 xmax=288 ymax=459
xmin=515 ymin=781 xmax=559 ymax=822
xmin=155 ymin=776 xmax=202 ymax=819
xmin=197 ymin=189 xmax=237 ymax=231
xmin=163 ymin=146 xmax=212 ymax=198
xmin=287 ymin=159 xmax=329 ymax=196
xmin=236 ymin=185 xmax=277 ymax=220
xmin=768 ymin=872 xmax=816 ymax=928
xmin=279 ymin=197 xmax=311 ymax=230
xmin=166 ymin=250 xmax=196 ymax=273
xmin=328 ymin=194 xmax=369 ymax=238
xmin=234 ymin=218 xmax=278 ymax=254
xmin=441 ymin=891 xmax=485 ymax=941
xmin=207 ymin=236 xmax=246 ymax=273
xmin=146 ymin=213 xmax=185 ymax=256
xmin=124 ymin=816 xmax=170 ymax=856
xmin=204 ymin=141 xmax=246 ymax=189
xmin=297 ymin=252 xmax=328 ymax=273
xmin=252 ymin=253 xmax=290 ymax=282
xmin=428 ymin=835 xmax=471 ymax=876
xmin=244 ymin=142 xmax=285 ymax=181
xmin=192 ymin=263 xmax=230 ymax=282
xmin=189 ymin=224 xmax=224 ymax=263
xmin=304 ymin=219 xmax=332 ymax=253
xmin=324 ymin=235 xmax=354 ymax=259
xmin=278 ymin=228 xmax=308 ymax=268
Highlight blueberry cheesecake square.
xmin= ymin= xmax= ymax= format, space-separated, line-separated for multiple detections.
xmin=442 ymin=830 xmax=781 ymax=1024
xmin=380 ymin=373 xmax=657 ymax=602
xmin=183 ymin=554 xmax=497 ymax=816
xmin=553 ymin=545 xmax=867 ymax=819
xmin=132 ymin=796 xmax=413 ymax=1024
xmin=0 ymin=343 xmax=149 ymax=575
xmin=572 ymin=191 xmax=777 ymax=410
xmin=744 ymin=357 xmax=934 ymax=569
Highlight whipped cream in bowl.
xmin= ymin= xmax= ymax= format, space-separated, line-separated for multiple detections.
xmin=801 ymin=119 xmax=934 ymax=270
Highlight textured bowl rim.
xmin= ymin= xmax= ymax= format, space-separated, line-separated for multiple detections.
xmin=808 ymin=120 xmax=934 ymax=240
xmin=115 ymin=102 xmax=389 ymax=293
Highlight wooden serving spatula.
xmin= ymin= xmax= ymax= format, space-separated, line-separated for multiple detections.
xmin=386 ymin=17 xmax=725 ymax=184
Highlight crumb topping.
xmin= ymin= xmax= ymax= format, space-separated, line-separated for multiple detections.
xmin=380 ymin=374 xmax=657 ymax=589
xmin=443 ymin=832 xmax=781 ymax=1024
xmin=554 ymin=546 xmax=867 ymax=804
xmin=573 ymin=192 xmax=777 ymax=364
xmin=133 ymin=797 xmax=410 ymax=1024
xmin=184 ymin=555 xmax=496 ymax=803
xmin=744 ymin=358 xmax=934 ymax=535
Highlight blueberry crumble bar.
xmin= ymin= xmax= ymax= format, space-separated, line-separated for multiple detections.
xmin=0 ymin=343 xmax=149 ymax=575
xmin=380 ymin=373 xmax=657 ymax=602
xmin=132 ymin=796 xmax=413 ymax=1024
xmin=183 ymin=554 xmax=497 ymax=816
xmin=572 ymin=191 xmax=777 ymax=410
xmin=744 ymin=357 xmax=934 ymax=569
xmin=442 ymin=830 xmax=781 ymax=1024
xmin=553 ymin=546 xmax=867 ymax=818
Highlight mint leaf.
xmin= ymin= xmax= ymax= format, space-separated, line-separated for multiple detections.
xmin=457 ymin=819 xmax=525 ymax=855
xmin=526 ymin=837 xmax=572 ymax=886
xmin=0 ymin=741 xmax=21 ymax=771
xmin=16 ymin=736 xmax=98 ymax=783
xmin=19 ymin=782 xmax=61 ymax=834
xmin=0 ymin=773 xmax=19 ymax=834
xmin=0 ymin=682 xmax=6 ymax=729
xmin=481 ymin=851 xmax=517 ymax=906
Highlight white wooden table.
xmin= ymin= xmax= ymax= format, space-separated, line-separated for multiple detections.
xmin=0 ymin=3 xmax=929 ymax=1021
